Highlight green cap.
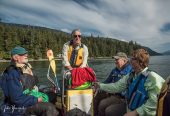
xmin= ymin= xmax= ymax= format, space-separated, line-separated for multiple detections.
xmin=11 ymin=46 xmax=28 ymax=56
xmin=112 ymin=52 xmax=127 ymax=59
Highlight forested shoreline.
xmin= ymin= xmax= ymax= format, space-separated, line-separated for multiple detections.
xmin=0 ymin=22 xmax=160 ymax=59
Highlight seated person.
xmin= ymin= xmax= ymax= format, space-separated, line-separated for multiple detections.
xmin=95 ymin=49 xmax=165 ymax=116
xmin=157 ymin=75 xmax=170 ymax=116
xmin=0 ymin=46 xmax=58 ymax=116
xmin=94 ymin=52 xmax=133 ymax=116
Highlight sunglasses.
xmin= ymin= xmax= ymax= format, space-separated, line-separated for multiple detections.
xmin=130 ymin=57 xmax=137 ymax=61
xmin=74 ymin=35 xmax=81 ymax=38
xmin=114 ymin=58 xmax=119 ymax=61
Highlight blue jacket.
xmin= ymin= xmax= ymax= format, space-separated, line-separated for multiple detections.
xmin=103 ymin=63 xmax=133 ymax=84
xmin=0 ymin=66 xmax=37 ymax=115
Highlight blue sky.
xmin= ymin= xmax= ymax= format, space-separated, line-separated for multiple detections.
xmin=0 ymin=0 xmax=170 ymax=53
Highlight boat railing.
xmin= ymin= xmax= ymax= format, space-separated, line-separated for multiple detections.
xmin=62 ymin=70 xmax=71 ymax=108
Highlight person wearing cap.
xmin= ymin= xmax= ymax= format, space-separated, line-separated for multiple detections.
xmin=94 ymin=49 xmax=165 ymax=116
xmin=94 ymin=52 xmax=133 ymax=116
xmin=0 ymin=46 xmax=58 ymax=115
xmin=62 ymin=29 xmax=88 ymax=70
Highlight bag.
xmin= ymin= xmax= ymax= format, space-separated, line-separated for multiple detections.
xmin=23 ymin=89 xmax=49 ymax=102
xmin=71 ymin=67 xmax=96 ymax=89
xmin=156 ymin=76 xmax=170 ymax=116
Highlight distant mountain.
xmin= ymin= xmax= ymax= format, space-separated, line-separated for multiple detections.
xmin=162 ymin=50 xmax=170 ymax=55
xmin=0 ymin=22 xmax=161 ymax=59
xmin=141 ymin=46 xmax=162 ymax=56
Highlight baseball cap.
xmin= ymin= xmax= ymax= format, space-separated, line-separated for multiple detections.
xmin=11 ymin=46 xmax=28 ymax=56
xmin=112 ymin=52 xmax=127 ymax=59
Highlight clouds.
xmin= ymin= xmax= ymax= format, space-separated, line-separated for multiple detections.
xmin=0 ymin=0 xmax=170 ymax=52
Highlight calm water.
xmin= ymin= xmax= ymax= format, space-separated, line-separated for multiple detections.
xmin=0 ymin=55 xmax=170 ymax=101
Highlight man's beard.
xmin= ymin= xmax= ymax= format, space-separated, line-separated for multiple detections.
xmin=23 ymin=58 xmax=28 ymax=63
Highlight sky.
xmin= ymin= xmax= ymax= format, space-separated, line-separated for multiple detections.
xmin=0 ymin=0 xmax=170 ymax=53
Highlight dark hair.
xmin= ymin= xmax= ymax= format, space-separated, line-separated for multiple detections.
xmin=132 ymin=49 xmax=149 ymax=69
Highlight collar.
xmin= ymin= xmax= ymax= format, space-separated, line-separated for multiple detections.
xmin=118 ymin=62 xmax=130 ymax=70
xmin=136 ymin=67 xmax=148 ymax=77
xmin=15 ymin=63 xmax=33 ymax=75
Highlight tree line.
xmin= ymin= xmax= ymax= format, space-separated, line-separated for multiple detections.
xmin=0 ymin=22 xmax=152 ymax=59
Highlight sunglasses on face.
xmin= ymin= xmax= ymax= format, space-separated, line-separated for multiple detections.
xmin=130 ymin=57 xmax=137 ymax=61
xmin=114 ymin=58 xmax=119 ymax=61
xmin=74 ymin=35 xmax=81 ymax=38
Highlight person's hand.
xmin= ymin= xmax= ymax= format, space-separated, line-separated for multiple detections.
xmin=92 ymin=81 xmax=100 ymax=93
xmin=124 ymin=110 xmax=138 ymax=116
xmin=38 ymin=97 xmax=43 ymax=103
xmin=66 ymin=66 xmax=73 ymax=70
xmin=92 ymin=81 xmax=100 ymax=97
xmin=92 ymin=81 xmax=100 ymax=89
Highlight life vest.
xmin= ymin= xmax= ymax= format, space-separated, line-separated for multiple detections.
xmin=126 ymin=71 xmax=149 ymax=111
xmin=68 ymin=42 xmax=84 ymax=67
xmin=103 ymin=63 xmax=132 ymax=97
xmin=104 ymin=63 xmax=132 ymax=84
xmin=156 ymin=77 xmax=170 ymax=116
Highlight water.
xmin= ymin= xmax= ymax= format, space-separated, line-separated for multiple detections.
xmin=0 ymin=55 xmax=170 ymax=101
xmin=1 ymin=56 xmax=169 ymax=80
xmin=149 ymin=55 xmax=170 ymax=78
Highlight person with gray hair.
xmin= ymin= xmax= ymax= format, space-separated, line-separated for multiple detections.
xmin=94 ymin=49 xmax=165 ymax=116
xmin=94 ymin=52 xmax=133 ymax=116
xmin=62 ymin=29 xmax=88 ymax=70
xmin=0 ymin=46 xmax=59 ymax=116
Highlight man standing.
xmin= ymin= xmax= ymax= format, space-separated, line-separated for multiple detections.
xmin=62 ymin=29 xmax=88 ymax=70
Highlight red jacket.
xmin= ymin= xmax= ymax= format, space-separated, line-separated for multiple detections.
xmin=71 ymin=67 xmax=96 ymax=88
